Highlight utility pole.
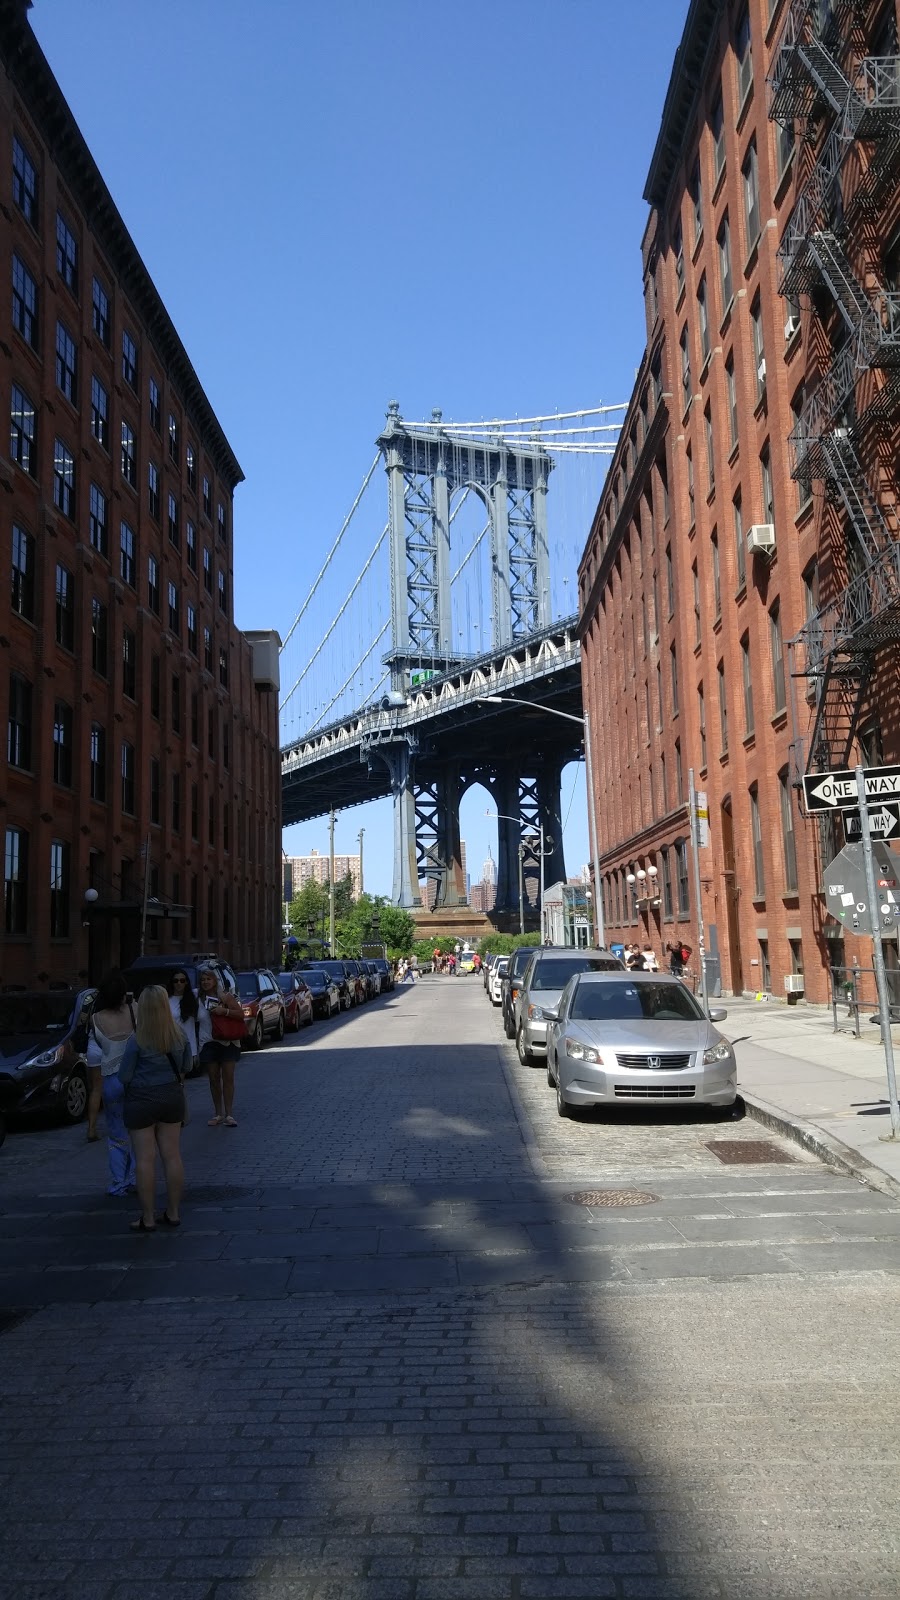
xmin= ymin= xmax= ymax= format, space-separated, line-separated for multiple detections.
xmin=583 ymin=707 xmax=603 ymax=947
xmin=328 ymin=808 xmax=336 ymax=955
xmin=139 ymin=834 xmax=151 ymax=957
xmin=856 ymin=767 xmax=900 ymax=1139
xmin=358 ymin=828 xmax=365 ymax=898
xmin=517 ymin=842 xmax=525 ymax=936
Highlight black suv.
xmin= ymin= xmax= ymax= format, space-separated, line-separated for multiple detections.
xmin=0 ymin=988 xmax=96 ymax=1142
xmin=121 ymin=954 xmax=237 ymax=997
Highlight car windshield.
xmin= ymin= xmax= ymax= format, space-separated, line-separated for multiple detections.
xmin=510 ymin=948 xmax=536 ymax=977
xmin=318 ymin=962 xmax=346 ymax=980
xmin=235 ymin=973 xmax=261 ymax=999
xmin=303 ymin=971 xmax=326 ymax=986
xmin=277 ymin=974 xmax=294 ymax=994
xmin=530 ymin=955 xmax=620 ymax=991
xmin=0 ymin=993 xmax=77 ymax=1037
xmin=570 ymin=982 xmax=703 ymax=1022
xmin=496 ymin=960 xmax=509 ymax=974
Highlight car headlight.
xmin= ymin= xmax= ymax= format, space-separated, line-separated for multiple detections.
xmin=242 ymin=1005 xmax=254 ymax=1017
xmin=528 ymin=1003 xmax=548 ymax=1021
xmin=703 ymin=1040 xmax=732 ymax=1064
xmin=564 ymin=1036 xmax=601 ymax=1063
xmin=20 ymin=1043 xmax=66 ymax=1070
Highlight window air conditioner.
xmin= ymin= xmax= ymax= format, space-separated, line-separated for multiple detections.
xmin=784 ymin=315 xmax=799 ymax=340
xmin=784 ymin=974 xmax=805 ymax=994
xmin=757 ymin=358 xmax=767 ymax=384
xmin=746 ymin=523 xmax=776 ymax=556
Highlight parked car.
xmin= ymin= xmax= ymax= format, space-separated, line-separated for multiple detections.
xmin=0 ymin=988 xmax=96 ymax=1140
xmin=302 ymin=968 xmax=341 ymax=1019
xmin=122 ymin=953 xmax=237 ymax=998
xmin=458 ymin=950 xmax=477 ymax=973
xmin=369 ymin=956 xmax=394 ymax=991
xmin=489 ymin=956 xmax=509 ymax=1005
xmin=234 ymin=969 xmax=286 ymax=1048
xmin=342 ymin=960 xmax=369 ymax=1005
xmin=546 ymin=971 xmax=736 ymax=1117
xmin=361 ymin=960 xmax=382 ymax=996
xmin=514 ymin=947 xmax=624 ymax=1064
xmin=305 ymin=960 xmax=354 ymax=1011
xmin=483 ymin=952 xmax=500 ymax=993
xmin=277 ymin=971 xmax=314 ymax=1031
xmin=501 ymin=946 xmax=537 ymax=1039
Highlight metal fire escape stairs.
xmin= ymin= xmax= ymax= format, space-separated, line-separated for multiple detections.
xmin=768 ymin=0 xmax=900 ymax=777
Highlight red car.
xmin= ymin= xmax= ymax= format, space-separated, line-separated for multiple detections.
xmin=277 ymin=971 xmax=314 ymax=1031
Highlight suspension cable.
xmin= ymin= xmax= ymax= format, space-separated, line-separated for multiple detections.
xmin=279 ymin=523 xmax=388 ymax=712
xmin=306 ymin=624 xmax=390 ymax=731
xmin=280 ymin=454 xmax=381 ymax=653
xmin=399 ymin=404 xmax=628 ymax=430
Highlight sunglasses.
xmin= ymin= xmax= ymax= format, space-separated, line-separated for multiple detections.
xmin=173 ymin=976 xmax=188 ymax=984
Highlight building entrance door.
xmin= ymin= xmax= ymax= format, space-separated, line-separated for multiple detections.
xmin=720 ymin=797 xmax=744 ymax=994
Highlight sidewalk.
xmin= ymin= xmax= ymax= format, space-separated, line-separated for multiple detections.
xmin=720 ymin=994 xmax=900 ymax=1196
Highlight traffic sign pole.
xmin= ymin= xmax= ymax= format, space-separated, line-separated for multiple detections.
xmin=688 ymin=769 xmax=708 ymax=1018
xmin=856 ymin=766 xmax=900 ymax=1140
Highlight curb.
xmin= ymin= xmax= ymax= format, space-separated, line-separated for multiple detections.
xmin=495 ymin=1038 xmax=549 ymax=1181
xmin=741 ymin=1089 xmax=900 ymax=1202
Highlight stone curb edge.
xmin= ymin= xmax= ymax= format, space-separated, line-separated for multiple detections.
xmin=741 ymin=1090 xmax=900 ymax=1202
xmin=495 ymin=1038 xmax=549 ymax=1180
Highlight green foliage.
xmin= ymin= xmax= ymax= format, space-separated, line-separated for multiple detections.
xmin=334 ymin=892 xmax=415 ymax=960
xmin=476 ymin=932 xmax=537 ymax=958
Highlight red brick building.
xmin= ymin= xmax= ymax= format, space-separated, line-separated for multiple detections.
xmin=1 ymin=0 xmax=282 ymax=987
xmin=579 ymin=0 xmax=900 ymax=1003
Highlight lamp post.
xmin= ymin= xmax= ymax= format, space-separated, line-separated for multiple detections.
xmin=485 ymin=810 xmax=545 ymax=938
xmin=475 ymin=695 xmax=603 ymax=947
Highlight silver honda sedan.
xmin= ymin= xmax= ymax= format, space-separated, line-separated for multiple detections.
xmin=546 ymin=971 xmax=736 ymax=1117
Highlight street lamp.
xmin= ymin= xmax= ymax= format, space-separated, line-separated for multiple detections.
xmin=474 ymin=694 xmax=603 ymax=947
xmin=485 ymin=809 xmax=546 ymax=940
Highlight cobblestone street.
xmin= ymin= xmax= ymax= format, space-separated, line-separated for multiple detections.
xmin=2 ymin=976 xmax=899 ymax=1599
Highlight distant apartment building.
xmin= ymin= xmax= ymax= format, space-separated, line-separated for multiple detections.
xmin=578 ymin=0 xmax=900 ymax=1003
xmin=286 ymin=850 xmax=361 ymax=900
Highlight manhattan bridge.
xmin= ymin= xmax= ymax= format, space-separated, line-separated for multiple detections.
xmin=279 ymin=402 xmax=624 ymax=917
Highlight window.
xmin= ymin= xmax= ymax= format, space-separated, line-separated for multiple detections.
xmin=218 ymin=646 xmax=229 ymax=688
xmin=803 ymin=559 xmax=819 ymax=623
xmin=150 ymin=654 xmax=160 ymax=719
xmin=53 ymin=438 xmax=75 ymax=518
xmin=711 ymin=529 xmax=721 ymax=617
xmin=698 ymin=277 xmax=710 ymax=362
xmin=203 ymin=626 xmax=213 ymax=671
xmin=665 ymin=544 xmax=675 ymax=617
xmin=779 ymin=770 xmax=798 ymax=890
xmin=148 ymin=461 xmax=160 ymax=520
xmin=149 ymin=377 xmax=160 ymax=432
xmin=167 ymin=579 xmax=179 ymax=636
xmin=168 ymin=492 xmax=179 ymax=547
xmin=202 ymin=475 xmax=211 ymax=518
xmin=11 ymin=524 xmax=35 ymax=621
xmin=90 ymin=376 xmax=109 ymax=450
xmin=733 ymin=493 xmax=746 ymax=589
xmin=717 ymin=661 xmax=728 ymax=754
xmin=207 ymin=707 xmax=216 ymax=759
xmin=742 ymin=140 xmax=760 ymax=251
xmin=217 ymin=502 xmax=227 ymax=542
xmin=8 ymin=673 xmax=32 ymax=768
xmin=92 ymin=276 xmax=110 ymax=346
xmin=4 ymin=826 xmax=29 ymax=934
xmin=49 ymin=841 xmax=71 ymax=938
xmin=690 ymin=157 xmax=702 ymax=243
xmin=53 ymin=701 xmax=73 ymax=787
xmin=171 ymin=673 xmax=182 ymax=734
xmin=769 ymin=600 xmax=786 ymax=714
xmin=122 ymin=329 xmax=138 ymax=389
xmin=675 ymin=839 xmax=690 ymax=914
xmin=712 ymin=90 xmax=725 ymax=180
xmin=122 ymin=626 xmax=136 ymax=699
xmin=190 ymin=873 xmax=198 ymax=938
xmin=150 ymin=758 xmax=161 ymax=826
xmin=55 ymin=563 xmax=74 ymax=649
xmin=207 ymin=881 xmax=216 ymax=941
xmin=661 ymin=847 xmax=673 ymax=918
xmin=222 ymin=721 xmax=230 ymax=770
xmin=698 ymin=681 xmax=707 ymax=767
xmin=217 ymin=570 xmax=227 ymax=613
xmin=203 ymin=546 xmax=213 ymax=594
xmin=760 ymin=441 xmax=774 ymax=524
xmin=741 ymin=635 xmax=754 ymax=734
xmin=191 ymin=692 xmax=199 ymax=747
xmin=55 ymin=321 xmax=78 ymax=403
xmin=736 ymin=5 xmax=753 ymax=107
xmin=186 ymin=520 xmax=197 ymax=572
xmin=12 ymin=136 xmax=38 ymax=225
xmin=191 ymin=783 xmax=199 ymax=840
xmin=750 ymin=786 xmax=765 ymax=895
xmin=717 ymin=215 xmax=733 ymax=308
xmin=680 ymin=325 xmax=691 ymax=410
xmin=675 ymin=739 xmax=684 ymax=803
xmin=208 ymin=795 xmax=216 ymax=845
xmin=90 ymin=724 xmax=106 ymax=801
xmin=168 ymin=412 xmax=179 ymax=464
xmin=692 ymin=562 xmax=701 ymax=645
xmin=674 ymin=218 xmax=684 ymax=296
xmin=670 ymin=644 xmax=679 ymax=716
xmin=187 ymin=604 xmax=197 ymax=655
xmin=148 ymin=554 xmax=160 ymax=615
xmin=91 ymin=596 xmax=108 ymax=677
xmin=705 ymin=407 xmax=715 ymax=496
xmin=171 ymin=773 xmax=182 ymax=833
xmin=11 ymin=384 xmax=37 ymax=476
xmin=88 ymin=484 xmax=108 ymax=558
xmin=751 ymin=295 xmax=766 ymax=397
xmin=121 ymin=742 xmax=135 ymax=814
xmin=726 ymin=356 xmax=738 ymax=449
xmin=121 ymin=420 xmax=137 ymax=487
xmin=223 ymin=804 xmax=230 ymax=853
xmin=792 ymin=384 xmax=812 ymax=508
xmin=12 ymin=255 xmax=39 ymax=350
xmin=186 ymin=443 xmax=196 ymax=491
xmin=687 ymin=445 xmax=695 ymax=526
xmin=120 ymin=520 xmax=136 ymax=587
xmin=777 ymin=117 xmax=794 ymax=181
xmin=55 ymin=212 xmax=78 ymax=295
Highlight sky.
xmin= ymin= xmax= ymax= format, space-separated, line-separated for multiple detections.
xmin=31 ymin=0 xmax=689 ymax=896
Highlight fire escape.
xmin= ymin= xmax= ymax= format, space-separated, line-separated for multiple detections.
xmin=768 ymin=0 xmax=900 ymax=780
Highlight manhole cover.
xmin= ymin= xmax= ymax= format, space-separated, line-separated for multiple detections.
xmin=564 ymin=1189 xmax=658 ymax=1208
xmin=706 ymin=1140 xmax=795 ymax=1165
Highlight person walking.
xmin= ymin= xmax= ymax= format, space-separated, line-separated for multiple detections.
xmin=667 ymin=942 xmax=685 ymax=977
xmin=642 ymin=945 xmax=660 ymax=972
xmin=197 ymin=967 xmax=245 ymax=1128
xmin=88 ymin=970 xmax=136 ymax=1196
xmin=118 ymin=985 xmax=191 ymax=1232
xmin=168 ymin=969 xmax=205 ymax=1073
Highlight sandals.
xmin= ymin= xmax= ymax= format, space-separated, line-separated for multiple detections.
xmin=207 ymin=1115 xmax=222 ymax=1127
xmin=130 ymin=1218 xmax=156 ymax=1233
xmin=156 ymin=1212 xmax=181 ymax=1228
xmin=224 ymin=1115 xmax=238 ymax=1127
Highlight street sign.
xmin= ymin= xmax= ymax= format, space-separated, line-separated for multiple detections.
xmin=844 ymin=802 xmax=900 ymax=842
xmin=822 ymin=842 xmax=900 ymax=938
xmin=803 ymin=763 xmax=900 ymax=812
xmin=694 ymin=790 xmax=710 ymax=848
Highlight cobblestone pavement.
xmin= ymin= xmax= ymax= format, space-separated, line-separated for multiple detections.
xmin=2 ymin=976 xmax=899 ymax=1599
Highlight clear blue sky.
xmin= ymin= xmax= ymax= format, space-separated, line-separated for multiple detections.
xmin=31 ymin=0 xmax=688 ymax=896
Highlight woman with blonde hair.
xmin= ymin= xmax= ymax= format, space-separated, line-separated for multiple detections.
xmin=118 ymin=985 xmax=191 ymax=1232
xmin=197 ymin=966 xmax=245 ymax=1128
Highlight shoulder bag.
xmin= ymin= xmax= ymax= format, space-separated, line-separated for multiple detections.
xmin=166 ymin=1049 xmax=190 ymax=1126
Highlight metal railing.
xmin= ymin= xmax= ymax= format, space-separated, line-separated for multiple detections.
xmin=795 ymin=542 xmax=900 ymax=674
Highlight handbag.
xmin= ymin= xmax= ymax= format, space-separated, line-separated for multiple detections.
xmin=166 ymin=1050 xmax=189 ymax=1126
xmin=211 ymin=1009 xmax=247 ymax=1041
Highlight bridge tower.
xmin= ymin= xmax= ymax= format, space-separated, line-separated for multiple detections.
xmin=372 ymin=403 xmax=563 ymax=912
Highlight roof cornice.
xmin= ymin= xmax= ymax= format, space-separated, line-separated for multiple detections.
xmin=643 ymin=0 xmax=724 ymax=212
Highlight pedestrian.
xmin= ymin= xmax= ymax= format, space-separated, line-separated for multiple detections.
xmin=197 ymin=967 xmax=245 ymax=1128
xmin=626 ymin=943 xmax=643 ymax=971
xmin=118 ymin=985 xmax=191 ymax=1232
xmin=667 ymin=942 xmax=685 ymax=976
xmin=168 ymin=969 xmax=204 ymax=1073
xmin=87 ymin=970 xmax=137 ymax=1196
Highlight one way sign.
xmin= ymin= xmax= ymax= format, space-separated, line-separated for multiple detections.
xmin=845 ymin=802 xmax=900 ymax=841
xmin=802 ymin=764 xmax=900 ymax=813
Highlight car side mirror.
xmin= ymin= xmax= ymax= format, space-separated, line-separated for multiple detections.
xmin=543 ymin=1006 xmax=559 ymax=1023
xmin=708 ymin=1007 xmax=728 ymax=1022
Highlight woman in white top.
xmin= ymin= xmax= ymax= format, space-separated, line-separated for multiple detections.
xmin=168 ymin=970 xmax=210 ymax=1072
xmin=87 ymin=970 xmax=137 ymax=1195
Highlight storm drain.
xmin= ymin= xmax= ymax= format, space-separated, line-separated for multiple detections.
xmin=706 ymin=1139 xmax=795 ymax=1165
xmin=563 ymin=1189 xmax=658 ymax=1208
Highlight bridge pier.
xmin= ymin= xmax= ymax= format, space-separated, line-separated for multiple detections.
xmin=370 ymin=739 xmax=421 ymax=908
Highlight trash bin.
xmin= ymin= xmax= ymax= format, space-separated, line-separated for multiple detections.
xmin=701 ymin=952 xmax=721 ymax=999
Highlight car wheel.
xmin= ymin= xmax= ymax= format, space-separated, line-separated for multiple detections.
xmin=61 ymin=1067 xmax=88 ymax=1124
xmin=504 ymin=1011 xmax=515 ymax=1039
xmin=556 ymin=1075 xmax=573 ymax=1119
xmin=252 ymin=1017 xmax=264 ymax=1050
xmin=275 ymin=1012 xmax=285 ymax=1043
xmin=547 ymin=1054 xmax=555 ymax=1087
xmin=516 ymin=1024 xmax=534 ymax=1066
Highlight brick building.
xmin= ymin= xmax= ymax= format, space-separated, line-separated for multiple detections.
xmin=579 ymin=0 xmax=900 ymax=1003
xmin=1 ymin=0 xmax=282 ymax=986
